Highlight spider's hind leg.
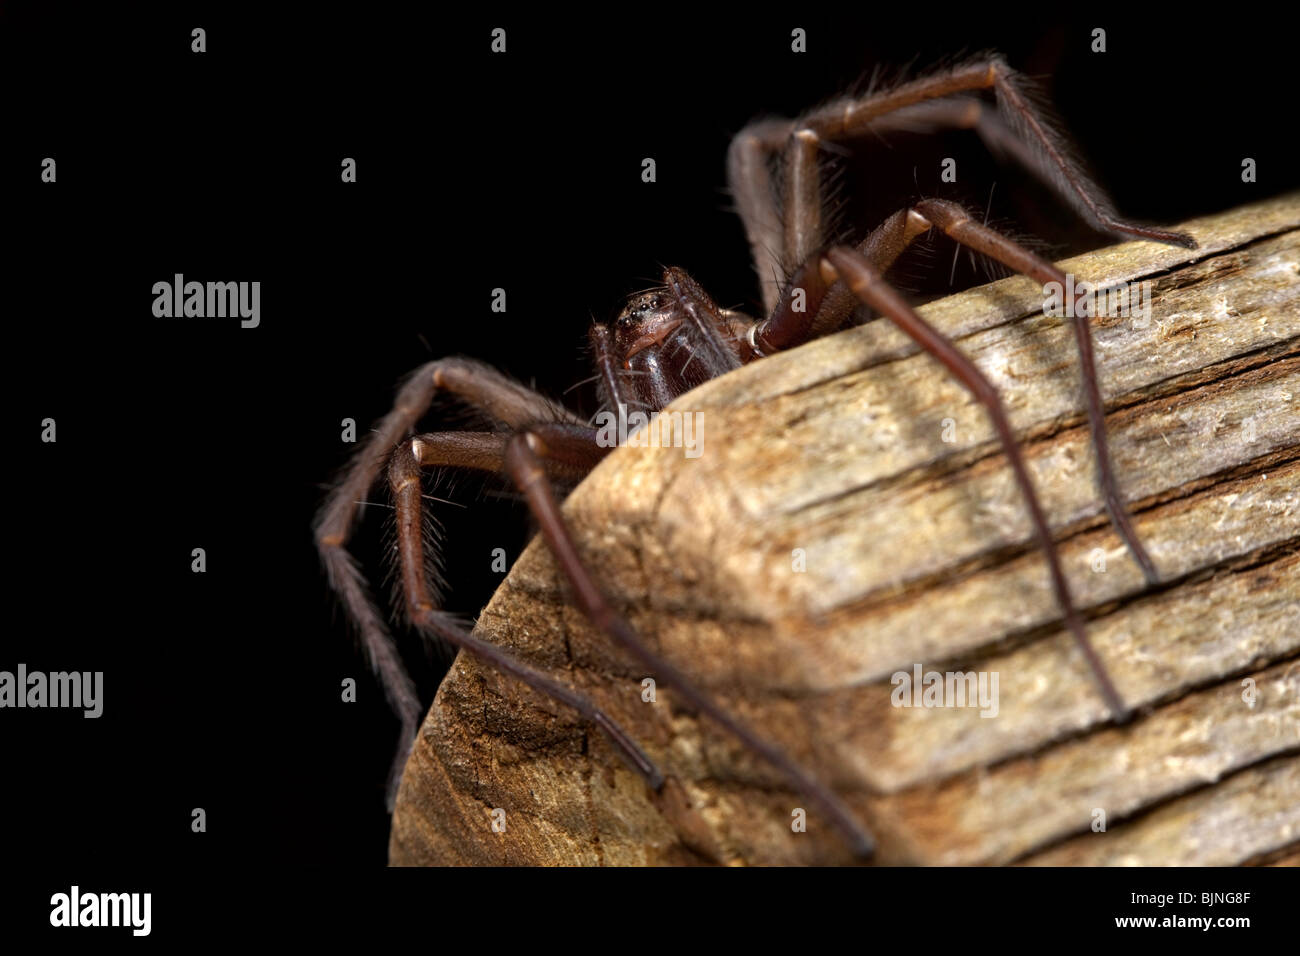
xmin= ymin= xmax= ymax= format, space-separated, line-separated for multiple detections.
xmin=726 ymin=56 xmax=1197 ymax=318
xmin=795 ymin=57 xmax=1197 ymax=249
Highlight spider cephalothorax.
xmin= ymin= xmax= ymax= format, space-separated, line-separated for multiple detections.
xmin=318 ymin=53 xmax=1195 ymax=859
xmin=599 ymin=269 xmax=748 ymax=411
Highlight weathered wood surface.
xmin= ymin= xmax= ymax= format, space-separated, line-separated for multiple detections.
xmin=391 ymin=196 xmax=1300 ymax=866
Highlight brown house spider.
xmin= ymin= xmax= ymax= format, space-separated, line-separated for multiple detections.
xmin=316 ymin=55 xmax=1195 ymax=858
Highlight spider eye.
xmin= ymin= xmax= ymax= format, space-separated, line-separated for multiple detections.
xmin=619 ymin=292 xmax=669 ymax=326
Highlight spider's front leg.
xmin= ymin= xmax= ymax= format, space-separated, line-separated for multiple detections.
xmin=747 ymin=198 xmax=1161 ymax=585
xmin=910 ymin=198 xmax=1160 ymax=583
xmin=388 ymin=413 xmax=878 ymax=856
xmin=820 ymin=244 xmax=1131 ymax=721
xmin=314 ymin=358 xmax=589 ymax=806
xmin=323 ymin=357 xmax=867 ymax=854
xmin=737 ymin=74 xmax=1173 ymax=582
xmin=500 ymin=428 xmax=878 ymax=858
xmin=385 ymin=429 xmax=665 ymax=790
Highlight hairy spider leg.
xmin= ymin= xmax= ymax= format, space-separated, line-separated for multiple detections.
xmin=503 ymin=426 xmax=877 ymax=857
xmin=729 ymin=56 xmax=1195 ymax=311
xmin=822 ymin=244 xmax=1131 ymax=721
xmin=912 ymin=198 xmax=1160 ymax=584
xmin=314 ymin=358 xmax=585 ymax=807
xmin=387 ymin=432 xmax=664 ymax=791
xmin=728 ymin=63 xmax=1181 ymax=586
xmin=747 ymin=198 xmax=1161 ymax=585
xmin=324 ymin=356 xmax=877 ymax=856
xmin=396 ymin=410 xmax=877 ymax=856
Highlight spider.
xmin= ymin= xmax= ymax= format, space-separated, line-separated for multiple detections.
xmin=316 ymin=54 xmax=1195 ymax=859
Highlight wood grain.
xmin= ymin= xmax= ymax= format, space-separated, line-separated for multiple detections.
xmin=390 ymin=196 xmax=1300 ymax=866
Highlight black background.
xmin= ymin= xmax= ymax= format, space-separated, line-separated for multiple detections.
xmin=2 ymin=0 xmax=1295 ymax=933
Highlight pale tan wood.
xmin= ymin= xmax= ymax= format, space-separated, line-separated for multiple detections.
xmin=391 ymin=196 xmax=1300 ymax=866
xmin=1021 ymin=754 xmax=1300 ymax=866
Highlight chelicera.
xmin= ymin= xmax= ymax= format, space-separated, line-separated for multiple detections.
xmin=316 ymin=54 xmax=1195 ymax=858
